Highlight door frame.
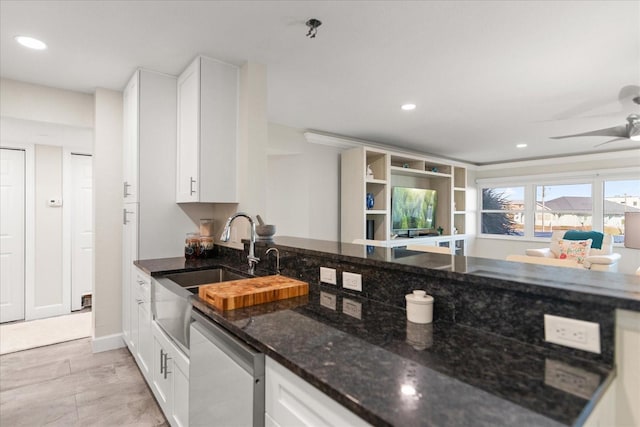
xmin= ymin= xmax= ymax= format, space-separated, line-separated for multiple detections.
xmin=0 ymin=142 xmax=35 ymax=321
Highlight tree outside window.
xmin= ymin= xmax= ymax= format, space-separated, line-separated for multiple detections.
xmin=481 ymin=187 xmax=523 ymax=235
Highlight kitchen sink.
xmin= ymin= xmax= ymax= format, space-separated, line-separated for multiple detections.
xmin=152 ymin=267 xmax=251 ymax=353
xmin=163 ymin=268 xmax=248 ymax=288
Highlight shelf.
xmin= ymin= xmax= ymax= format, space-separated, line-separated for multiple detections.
xmin=390 ymin=166 xmax=451 ymax=179
xmin=454 ymin=187 xmax=466 ymax=192
xmin=366 ymin=178 xmax=387 ymax=185
xmin=454 ymin=211 xmax=466 ymax=215
xmin=365 ymin=210 xmax=387 ymax=215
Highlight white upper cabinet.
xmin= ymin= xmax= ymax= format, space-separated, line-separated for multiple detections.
xmin=176 ymin=56 xmax=239 ymax=203
xmin=123 ymin=72 xmax=139 ymax=202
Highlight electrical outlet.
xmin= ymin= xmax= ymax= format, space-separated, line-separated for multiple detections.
xmin=320 ymin=291 xmax=337 ymax=310
xmin=544 ymin=314 xmax=601 ymax=354
xmin=320 ymin=267 xmax=337 ymax=285
xmin=342 ymin=272 xmax=362 ymax=291
xmin=342 ymin=298 xmax=362 ymax=319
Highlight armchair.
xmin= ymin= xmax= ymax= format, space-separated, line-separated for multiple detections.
xmin=524 ymin=230 xmax=621 ymax=272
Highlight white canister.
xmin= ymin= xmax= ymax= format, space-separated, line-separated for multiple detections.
xmin=405 ymin=290 xmax=434 ymax=324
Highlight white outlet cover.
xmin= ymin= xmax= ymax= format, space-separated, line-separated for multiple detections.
xmin=342 ymin=272 xmax=362 ymax=292
xmin=320 ymin=267 xmax=337 ymax=285
xmin=544 ymin=314 xmax=601 ymax=354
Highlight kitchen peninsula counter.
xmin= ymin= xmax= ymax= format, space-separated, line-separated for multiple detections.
xmin=134 ymin=237 xmax=640 ymax=426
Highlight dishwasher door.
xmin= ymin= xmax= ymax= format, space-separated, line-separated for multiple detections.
xmin=189 ymin=310 xmax=265 ymax=427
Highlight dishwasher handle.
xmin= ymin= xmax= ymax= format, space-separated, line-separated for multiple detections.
xmin=191 ymin=309 xmax=264 ymax=377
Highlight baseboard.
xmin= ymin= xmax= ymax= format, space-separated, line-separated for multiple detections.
xmin=91 ymin=333 xmax=125 ymax=353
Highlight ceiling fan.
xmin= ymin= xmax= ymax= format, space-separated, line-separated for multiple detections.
xmin=550 ymin=87 xmax=640 ymax=147
xmin=550 ymin=114 xmax=640 ymax=146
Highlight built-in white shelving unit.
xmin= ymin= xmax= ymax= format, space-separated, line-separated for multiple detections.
xmin=341 ymin=146 xmax=470 ymax=253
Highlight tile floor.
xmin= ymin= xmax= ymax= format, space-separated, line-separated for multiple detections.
xmin=0 ymin=338 xmax=167 ymax=426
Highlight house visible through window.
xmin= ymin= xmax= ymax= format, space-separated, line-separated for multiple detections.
xmin=535 ymin=183 xmax=592 ymax=238
xmin=478 ymin=173 xmax=639 ymax=243
xmin=604 ymin=179 xmax=640 ymax=243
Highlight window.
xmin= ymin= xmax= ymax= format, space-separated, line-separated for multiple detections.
xmin=604 ymin=179 xmax=640 ymax=243
xmin=534 ymin=183 xmax=592 ymax=238
xmin=478 ymin=172 xmax=639 ymax=244
xmin=481 ymin=187 xmax=524 ymax=236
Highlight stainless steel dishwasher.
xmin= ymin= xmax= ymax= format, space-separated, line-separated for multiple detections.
xmin=189 ymin=309 xmax=265 ymax=427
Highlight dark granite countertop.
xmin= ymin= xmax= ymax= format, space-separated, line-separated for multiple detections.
xmin=191 ymin=283 xmax=612 ymax=427
xmin=133 ymin=236 xmax=638 ymax=426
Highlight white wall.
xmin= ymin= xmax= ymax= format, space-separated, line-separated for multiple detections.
xmin=33 ymin=145 xmax=63 ymax=308
xmin=93 ymin=88 xmax=122 ymax=340
xmin=267 ymin=123 xmax=341 ymax=241
xmin=1 ymin=78 xmax=94 ymax=128
xmin=470 ymin=150 xmax=640 ymax=275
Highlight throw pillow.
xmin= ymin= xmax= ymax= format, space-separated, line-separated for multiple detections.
xmin=551 ymin=239 xmax=592 ymax=263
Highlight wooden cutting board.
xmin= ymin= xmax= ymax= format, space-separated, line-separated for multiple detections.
xmin=198 ymin=275 xmax=309 ymax=311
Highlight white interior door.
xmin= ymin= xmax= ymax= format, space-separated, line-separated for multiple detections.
xmin=71 ymin=154 xmax=93 ymax=311
xmin=0 ymin=148 xmax=25 ymax=323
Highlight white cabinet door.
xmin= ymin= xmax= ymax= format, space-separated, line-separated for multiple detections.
xmin=121 ymin=203 xmax=138 ymax=350
xmin=122 ymin=72 xmax=138 ymax=202
xmin=152 ymin=323 xmax=173 ymax=417
xmin=151 ymin=321 xmax=189 ymax=427
xmin=265 ymin=356 xmax=370 ymax=427
xmin=133 ymin=267 xmax=152 ymax=380
xmin=137 ymin=299 xmax=152 ymax=380
xmin=172 ymin=354 xmax=189 ymax=427
xmin=176 ymin=60 xmax=199 ymax=203
xmin=176 ymin=56 xmax=238 ymax=203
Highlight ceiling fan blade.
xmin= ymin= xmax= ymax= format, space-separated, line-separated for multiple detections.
xmin=550 ymin=124 xmax=627 ymax=139
xmin=594 ymin=137 xmax=628 ymax=147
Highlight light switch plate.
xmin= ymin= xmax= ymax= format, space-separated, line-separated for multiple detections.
xmin=544 ymin=314 xmax=601 ymax=354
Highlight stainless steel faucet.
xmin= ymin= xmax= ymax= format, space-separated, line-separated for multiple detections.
xmin=220 ymin=212 xmax=259 ymax=274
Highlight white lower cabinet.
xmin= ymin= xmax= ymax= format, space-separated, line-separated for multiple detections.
xmin=151 ymin=322 xmax=189 ymax=427
xmin=265 ymin=356 xmax=370 ymax=427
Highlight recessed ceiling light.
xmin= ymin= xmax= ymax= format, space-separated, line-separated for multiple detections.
xmin=516 ymin=143 xmax=527 ymax=148
xmin=15 ymin=36 xmax=47 ymax=50
xmin=401 ymin=103 xmax=416 ymax=111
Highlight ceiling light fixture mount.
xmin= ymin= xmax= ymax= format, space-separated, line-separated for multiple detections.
xmin=306 ymin=19 xmax=322 ymax=38
xmin=14 ymin=35 xmax=47 ymax=50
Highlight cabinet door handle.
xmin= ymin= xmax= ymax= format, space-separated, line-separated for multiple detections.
xmin=163 ymin=353 xmax=172 ymax=379
xmin=189 ymin=177 xmax=196 ymax=196
xmin=136 ymin=299 xmax=143 ymax=305
xmin=123 ymin=182 xmax=132 ymax=197
xmin=137 ymin=279 xmax=145 ymax=285
xmin=160 ymin=349 xmax=165 ymax=374
xmin=123 ymin=209 xmax=134 ymax=225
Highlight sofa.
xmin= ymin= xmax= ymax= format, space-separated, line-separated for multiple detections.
xmin=508 ymin=230 xmax=621 ymax=272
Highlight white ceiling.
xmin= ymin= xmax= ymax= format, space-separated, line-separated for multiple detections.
xmin=1 ymin=0 xmax=638 ymax=165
